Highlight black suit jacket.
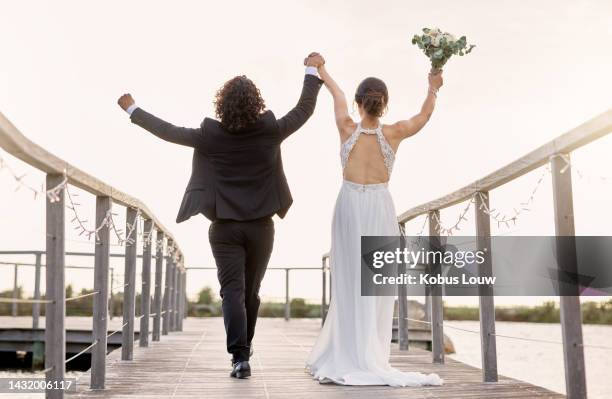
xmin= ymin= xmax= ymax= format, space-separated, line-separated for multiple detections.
xmin=130 ymin=74 xmax=324 ymax=222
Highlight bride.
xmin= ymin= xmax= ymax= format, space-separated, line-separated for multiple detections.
xmin=306 ymin=58 xmax=444 ymax=387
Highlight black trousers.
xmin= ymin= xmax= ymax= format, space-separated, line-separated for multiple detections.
xmin=208 ymin=216 xmax=274 ymax=362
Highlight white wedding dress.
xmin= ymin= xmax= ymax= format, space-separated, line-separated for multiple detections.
xmin=306 ymin=123 xmax=443 ymax=387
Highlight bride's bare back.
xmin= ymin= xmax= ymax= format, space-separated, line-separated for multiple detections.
xmin=341 ymin=122 xmax=397 ymax=184
xmin=344 ymin=134 xmax=389 ymax=183
xmin=316 ymin=64 xmax=442 ymax=185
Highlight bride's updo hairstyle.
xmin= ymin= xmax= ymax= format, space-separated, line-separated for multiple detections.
xmin=355 ymin=77 xmax=388 ymax=117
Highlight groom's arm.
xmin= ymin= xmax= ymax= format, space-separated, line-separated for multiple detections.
xmin=118 ymin=94 xmax=205 ymax=149
xmin=276 ymin=70 xmax=324 ymax=141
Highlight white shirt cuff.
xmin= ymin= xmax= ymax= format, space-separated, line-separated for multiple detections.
xmin=126 ymin=104 xmax=138 ymax=116
xmin=305 ymin=66 xmax=319 ymax=77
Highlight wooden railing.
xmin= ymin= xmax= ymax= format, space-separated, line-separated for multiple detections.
xmin=0 ymin=112 xmax=187 ymax=398
xmin=322 ymin=109 xmax=612 ymax=399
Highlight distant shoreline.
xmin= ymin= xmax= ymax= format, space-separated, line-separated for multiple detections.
xmin=444 ymin=300 xmax=612 ymax=325
xmin=3 ymin=285 xmax=611 ymax=325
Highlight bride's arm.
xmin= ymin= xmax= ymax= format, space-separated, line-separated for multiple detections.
xmin=390 ymin=71 xmax=443 ymax=141
xmin=318 ymin=65 xmax=354 ymax=138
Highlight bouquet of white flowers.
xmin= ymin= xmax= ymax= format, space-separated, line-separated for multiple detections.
xmin=412 ymin=28 xmax=475 ymax=71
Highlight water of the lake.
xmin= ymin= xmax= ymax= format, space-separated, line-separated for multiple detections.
xmin=445 ymin=321 xmax=611 ymax=398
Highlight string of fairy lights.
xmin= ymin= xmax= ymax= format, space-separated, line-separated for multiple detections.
xmin=0 ymin=153 xmax=178 ymax=259
xmin=0 ymin=156 xmax=44 ymax=199
xmin=415 ymin=166 xmax=549 ymax=236
xmin=477 ymin=167 xmax=549 ymax=229
xmin=1 ymin=150 xmax=610 ymax=244
xmin=411 ymin=154 xmax=605 ymax=237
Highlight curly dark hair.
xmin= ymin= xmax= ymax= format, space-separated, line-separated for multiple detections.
xmin=355 ymin=77 xmax=389 ymax=117
xmin=214 ymin=75 xmax=266 ymax=132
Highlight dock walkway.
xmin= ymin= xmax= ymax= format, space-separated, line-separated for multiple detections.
xmin=69 ymin=318 xmax=563 ymax=398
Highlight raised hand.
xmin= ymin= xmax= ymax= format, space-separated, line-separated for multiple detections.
xmin=117 ymin=93 xmax=135 ymax=111
xmin=428 ymin=70 xmax=443 ymax=92
xmin=304 ymin=52 xmax=325 ymax=68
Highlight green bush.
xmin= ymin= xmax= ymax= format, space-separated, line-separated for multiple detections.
xmin=444 ymin=300 xmax=612 ymax=324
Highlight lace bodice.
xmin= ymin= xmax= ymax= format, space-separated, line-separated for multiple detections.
xmin=340 ymin=122 xmax=395 ymax=177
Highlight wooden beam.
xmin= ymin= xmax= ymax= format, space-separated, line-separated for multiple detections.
xmin=175 ymin=266 xmax=182 ymax=330
xmin=175 ymin=264 xmax=181 ymax=329
xmin=424 ymin=285 xmax=431 ymax=322
xmin=398 ymin=109 xmax=612 ymax=223
xmin=169 ymin=260 xmax=177 ymax=332
xmin=183 ymin=271 xmax=187 ymax=321
xmin=152 ymin=231 xmax=164 ymax=341
xmin=109 ymin=268 xmax=114 ymax=320
xmin=284 ymin=269 xmax=291 ymax=321
xmin=428 ymin=210 xmax=444 ymax=364
xmin=329 ymin=269 xmax=333 ymax=310
xmin=32 ymin=253 xmax=42 ymax=329
xmin=121 ymin=208 xmax=138 ymax=360
xmin=475 ymin=191 xmax=498 ymax=382
xmin=45 ymin=174 xmax=66 ymax=399
xmin=397 ymin=223 xmax=409 ymax=351
xmin=551 ymin=154 xmax=587 ymax=399
xmin=12 ymin=264 xmax=18 ymax=317
xmin=140 ymin=219 xmax=153 ymax=347
xmin=321 ymin=256 xmax=327 ymax=325
xmin=0 ymin=111 xmax=182 ymax=255
xmin=162 ymin=243 xmax=173 ymax=335
xmin=91 ymin=196 xmax=111 ymax=389
xmin=178 ymin=270 xmax=186 ymax=330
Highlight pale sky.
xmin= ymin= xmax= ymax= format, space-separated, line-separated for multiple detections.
xmin=1 ymin=0 xmax=611 ymax=306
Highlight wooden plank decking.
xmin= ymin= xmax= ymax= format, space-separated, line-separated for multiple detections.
xmin=67 ymin=317 xmax=563 ymax=398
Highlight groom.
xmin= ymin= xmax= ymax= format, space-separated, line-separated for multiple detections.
xmin=117 ymin=53 xmax=325 ymax=378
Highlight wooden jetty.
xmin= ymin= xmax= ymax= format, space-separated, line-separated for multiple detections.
xmin=69 ymin=317 xmax=563 ymax=398
xmin=0 ymin=314 xmax=443 ymax=362
xmin=2 ymin=104 xmax=611 ymax=399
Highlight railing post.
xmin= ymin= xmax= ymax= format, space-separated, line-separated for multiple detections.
xmin=166 ymin=255 xmax=175 ymax=333
xmin=428 ymin=210 xmax=444 ymax=364
xmin=424 ymin=286 xmax=431 ymax=322
xmin=398 ymin=222 xmax=409 ymax=351
xmin=153 ymin=232 xmax=164 ymax=341
xmin=162 ymin=241 xmax=173 ymax=335
xmin=475 ymin=192 xmax=498 ymax=382
xmin=91 ymin=196 xmax=111 ymax=390
xmin=321 ymin=256 xmax=327 ymax=325
xmin=173 ymin=262 xmax=180 ymax=330
xmin=121 ymin=208 xmax=138 ymax=360
xmin=169 ymin=260 xmax=177 ymax=331
xmin=45 ymin=174 xmax=66 ymax=399
xmin=551 ymin=154 xmax=587 ymax=399
xmin=178 ymin=269 xmax=186 ymax=330
xmin=183 ymin=270 xmax=187 ymax=320
xmin=284 ymin=269 xmax=290 ymax=321
xmin=12 ymin=264 xmax=18 ymax=317
xmin=139 ymin=219 xmax=153 ymax=347
xmin=32 ymin=253 xmax=42 ymax=329
xmin=174 ymin=264 xmax=181 ymax=330
xmin=329 ymin=269 xmax=332 ymax=306
xmin=108 ymin=268 xmax=114 ymax=320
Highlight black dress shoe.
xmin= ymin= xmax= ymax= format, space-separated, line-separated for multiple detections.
xmin=230 ymin=360 xmax=251 ymax=379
